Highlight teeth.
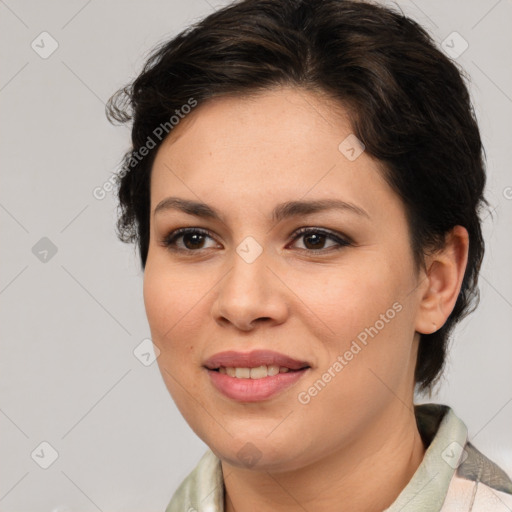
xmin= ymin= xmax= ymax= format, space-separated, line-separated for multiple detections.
xmin=267 ymin=365 xmax=280 ymax=376
xmin=235 ymin=367 xmax=250 ymax=378
xmin=249 ymin=365 xmax=267 ymax=379
xmin=217 ymin=365 xmax=295 ymax=379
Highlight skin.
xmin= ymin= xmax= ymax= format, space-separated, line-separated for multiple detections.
xmin=143 ymin=86 xmax=469 ymax=512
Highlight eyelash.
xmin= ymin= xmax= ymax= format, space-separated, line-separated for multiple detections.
xmin=160 ymin=227 xmax=352 ymax=255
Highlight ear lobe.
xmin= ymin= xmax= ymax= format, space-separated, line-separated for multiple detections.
xmin=415 ymin=226 xmax=469 ymax=335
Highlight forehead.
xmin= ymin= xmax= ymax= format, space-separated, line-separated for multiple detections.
xmin=149 ymin=87 xmax=396 ymax=220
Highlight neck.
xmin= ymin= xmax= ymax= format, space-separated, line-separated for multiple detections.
xmin=222 ymin=403 xmax=426 ymax=512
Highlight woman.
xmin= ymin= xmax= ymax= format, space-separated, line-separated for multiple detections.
xmin=106 ymin=0 xmax=512 ymax=510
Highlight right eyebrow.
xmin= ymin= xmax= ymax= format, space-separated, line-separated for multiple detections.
xmin=154 ymin=197 xmax=222 ymax=220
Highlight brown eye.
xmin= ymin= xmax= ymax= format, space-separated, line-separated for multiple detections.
xmin=161 ymin=228 xmax=218 ymax=252
xmin=290 ymin=228 xmax=351 ymax=252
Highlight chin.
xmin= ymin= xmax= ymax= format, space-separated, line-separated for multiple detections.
xmin=206 ymin=433 xmax=310 ymax=473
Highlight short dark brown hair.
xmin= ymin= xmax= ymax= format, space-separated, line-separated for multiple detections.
xmin=106 ymin=0 xmax=487 ymax=392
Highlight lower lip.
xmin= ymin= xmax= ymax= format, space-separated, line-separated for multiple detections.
xmin=207 ymin=368 xmax=309 ymax=402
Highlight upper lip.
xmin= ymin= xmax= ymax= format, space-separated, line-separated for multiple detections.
xmin=203 ymin=350 xmax=311 ymax=370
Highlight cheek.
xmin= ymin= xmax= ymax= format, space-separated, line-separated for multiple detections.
xmin=144 ymin=258 xmax=202 ymax=335
xmin=143 ymin=263 xmax=209 ymax=418
xmin=288 ymin=257 xmax=409 ymax=342
xmin=291 ymin=256 xmax=417 ymax=394
xmin=143 ymin=261 xmax=203 ymax=377
xmin=294 ymin=304 xmax=417 ymax=440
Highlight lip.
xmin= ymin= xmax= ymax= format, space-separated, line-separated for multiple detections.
xmin=203 ymin=350 xmax=311 ymax=402
xmin=207 ymin=368 xmax=309 ymax=402
xmin=203 ymin=349 xmax=310 ymax=371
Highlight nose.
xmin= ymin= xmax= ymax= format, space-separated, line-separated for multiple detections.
xmin=211 ymin=249 xmax=289 ymax=331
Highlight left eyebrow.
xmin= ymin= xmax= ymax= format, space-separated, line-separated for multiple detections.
xmin=153 ymin=197 xmax=370 ymax=222
xmin=271 ymin=198 xmax=370 ymax=222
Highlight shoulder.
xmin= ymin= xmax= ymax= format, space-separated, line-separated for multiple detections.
xmin=386 ymin=403 xmax=512 ymax=512
xmin=441 ymin=441 xmax=512 ymax=511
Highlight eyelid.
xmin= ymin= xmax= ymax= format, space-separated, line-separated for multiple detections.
xmin=290 ymin=226 xmax=353 ymax=248
xmin=160 ymin=227 xmax=219 ymax=250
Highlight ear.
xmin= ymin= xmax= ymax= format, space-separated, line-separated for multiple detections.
xmin=415 ymin=226 xmax=469 ymax=334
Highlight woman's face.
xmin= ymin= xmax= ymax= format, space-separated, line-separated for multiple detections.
xmin=144 ymin=87 xmax=428 ymax=471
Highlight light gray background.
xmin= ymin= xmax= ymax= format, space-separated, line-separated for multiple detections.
xmin=1 ymin=0 xmax=511 ymax=510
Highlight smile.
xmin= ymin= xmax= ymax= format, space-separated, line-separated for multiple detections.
xmin=216 ymin=365 xmax=293 ymax=379
xmin=203 ymin=350 xmax=311 ymax=402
